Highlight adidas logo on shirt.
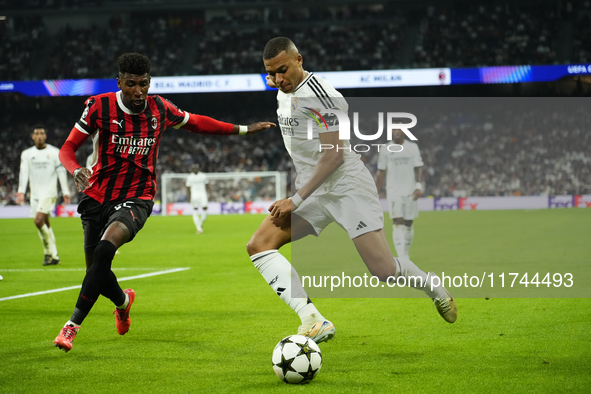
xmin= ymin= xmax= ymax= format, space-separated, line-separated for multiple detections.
xmin=356 ymin=221 xmax=367 ymax=230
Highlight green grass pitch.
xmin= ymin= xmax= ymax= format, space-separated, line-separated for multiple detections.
xmin=0 ymin=209 xmax=589 ymax=393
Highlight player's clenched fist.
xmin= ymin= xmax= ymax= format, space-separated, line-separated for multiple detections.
xmin=73 ymin=167 xmax=92 ymax=192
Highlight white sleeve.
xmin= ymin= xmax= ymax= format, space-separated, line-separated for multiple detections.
xmin=377 ymin=147 xmax=388 ymax=171
xmin=17 ymin=151 xmax=29 ymax=194
xmin=57 ymin=165 xmax=70 ymax=196
xmin=185 ymin=176 xmax=191 ymax=187
xmin=413 ymin=144 xmax=424 ymax=167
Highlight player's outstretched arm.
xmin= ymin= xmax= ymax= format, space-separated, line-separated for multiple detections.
xmin=180 ymin=113 xmax=275 ymax=136
xmin=234 ymin=122 xmax=276 ymax=135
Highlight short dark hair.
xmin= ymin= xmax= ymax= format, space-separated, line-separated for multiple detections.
xmin=263 ymin=37 xmax=297 ymax=60
xmin=32 ymin=124 xmax=45 ymax=132
xmin=117 ymin=53 xmax=151 ymax=76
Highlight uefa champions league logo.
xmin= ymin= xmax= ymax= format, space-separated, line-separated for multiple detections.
xmin=302 ymin=107 xmax=417 ymax=152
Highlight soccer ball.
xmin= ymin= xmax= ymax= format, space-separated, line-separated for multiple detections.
xmin=272 ymin=335 xmax=322 ymax=384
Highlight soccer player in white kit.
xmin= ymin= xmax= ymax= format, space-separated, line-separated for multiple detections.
xmin=376 ymin=129 xmax=424 ymax=260
xmin=246 ymin=37 xmax=457 ymax=345
xmin=186 ymin=165 xmax=209 ymax=234
xmin=15 ymin=126 xmax=70 ymax=266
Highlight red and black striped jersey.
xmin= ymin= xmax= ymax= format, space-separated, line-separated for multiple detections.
xmin=64 ymin=91 xmax=233 ymax=203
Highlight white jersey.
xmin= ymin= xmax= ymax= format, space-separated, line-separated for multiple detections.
xmin=18 ymin=144 xmax=69 ymax=200
xmin=377 ymin=140 xmax=423 ymax=197
xmin=186 ymin=172 xmax=209 ymax=197
xmin=276 ymin=72 xmax=365 ymax=196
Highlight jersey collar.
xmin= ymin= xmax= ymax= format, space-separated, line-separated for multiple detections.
xmin=293 ymin=71 xmax=313 ymax=93
xmin=116 ymin=91 xmax=147 ymax=115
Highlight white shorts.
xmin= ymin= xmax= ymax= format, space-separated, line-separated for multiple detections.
xmin=30 ymin=197 xmax=57 ymax=217
xmin=295 ymin=168 xmax=384 ymax=239
xmin=191 ymin=195 xmax=209 ymax=209
xmin=387 ymin=195 xmax=418 ymax=221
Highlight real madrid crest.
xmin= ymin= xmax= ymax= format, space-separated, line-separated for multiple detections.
xmin=291 ymin=97 xmax=299 ymax=111
xmin=151 ymin=116 xmax=158 ymax=130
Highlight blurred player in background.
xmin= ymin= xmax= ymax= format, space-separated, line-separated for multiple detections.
xmin=53 ymin=52 xmax=275 ymax=352
xmin=186 ymin=164 xmax=210 ymax=234
xmin=15 ymin=126 xmax=70 ymax=266
xmin=376 ymin=129 xmax=424 ymax=259
xmin=247 ymin=37 xmax=456 ymax=345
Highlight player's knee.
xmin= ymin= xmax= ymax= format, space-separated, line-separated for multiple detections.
xmin=33 ymin=217 xmax=44 ymax=228
xmin=247 ymin=233 xmax=272 ymax=256
xmin=84 ymin=254 xmax=94 ymax=272
xmin=84 ymin=244 xmax=97 ymax=257
xmin=93 ymin=241 xmax=117 ymax=265
xmin=370 ymin=268 xmax=397 ymax=282
xmin=88 ymin=241 xmax=118 ymax=282
xmin=367 ymin=261 xmax=397 ymax=281
xmin=246 ymin=236 xmax=260 ymax=256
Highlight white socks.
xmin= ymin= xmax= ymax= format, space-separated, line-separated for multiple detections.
xmin=392 ymin=224 xmax=407 ymax=259
xmin=38 ymin=224 xmax=59 ymax=259
xmin=250 ymin=250 xmax=325 ymax=324
xmin=396 ymin=257 xmax=442 ymax=299
xmin=47 ymin=226 xmax=58 ymax=258
xmin=392 ymin=224 xmax=414 ymax=259
xmin=116 ymin=292 xmax=130 ymax=310
xmin=192 ymin=209 xmax=208 ymax=230
xmin=65 ymin=320 xmax=80 ymax=328
xmin=404 ymin=224 xmax=414 ymax=258
xmin=192 ymin=211 xmax=201 ymax=230
xmin=38 ymin=225 xmax=50 ymax=255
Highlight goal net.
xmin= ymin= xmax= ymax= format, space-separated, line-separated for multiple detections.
xmin=160 ymin=171 xmax=288 ymax=216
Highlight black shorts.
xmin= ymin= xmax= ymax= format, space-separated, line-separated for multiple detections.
xmin=77 ymin=195 xmax=154 ymax=252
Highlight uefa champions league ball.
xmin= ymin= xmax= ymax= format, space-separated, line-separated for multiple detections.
xmin=272 ymin=335 xmax=322 ymax=384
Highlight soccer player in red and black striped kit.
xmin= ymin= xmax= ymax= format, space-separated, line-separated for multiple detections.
xmin=53 ymin=53 xmax=275 ymax=352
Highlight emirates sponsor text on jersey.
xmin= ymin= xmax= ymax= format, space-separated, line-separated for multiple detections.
xmin=111 ymin=134 xmax=157 ymax=155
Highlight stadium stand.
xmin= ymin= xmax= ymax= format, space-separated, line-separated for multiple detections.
xmin=0 ymin=0 xmax=575 ymax=79
xmin=0 ymin=0 xmax=589 ymax=205
xmin=412 ymin=3 xmax=563 ymax=68
xmin=2 ymin=98 xmax=590 ymax=206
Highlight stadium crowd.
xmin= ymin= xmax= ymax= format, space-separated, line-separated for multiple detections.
xmin=0 ymin=17 xmax=45 ymax=81
xmin=412 ymin=3 xmax=561 ymax=68
xmin=0 ymin=1 xmax=579 ymax=81
xmin=574 ymin=5 xmax=591 ymax=63
xmin=2 ymin=101 xmax=590 ymax=206
xmin=1 ymin=0 xmax=589 ymax=206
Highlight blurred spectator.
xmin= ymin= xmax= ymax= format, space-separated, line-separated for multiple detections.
xmin=0 ymin=16 xmax=45 ymax=81
xmin=413 ymin=3 xmax=561 ymax=68
xmin=0 ymin=1 xmax=571 ymax=80
xmin=572 ymin=3 xmax=591 ymax=63
xmin=2 ymin=101 xmax=590 ymax=206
